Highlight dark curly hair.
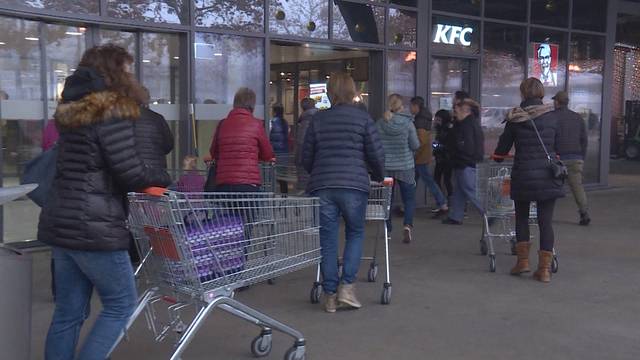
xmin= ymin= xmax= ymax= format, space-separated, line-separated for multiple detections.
xmin=78 ymin=44 xmax=148 ymax=104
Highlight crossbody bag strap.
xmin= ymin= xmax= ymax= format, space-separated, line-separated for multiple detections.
xmin=529 ymin=118 xmax=552 ymax=161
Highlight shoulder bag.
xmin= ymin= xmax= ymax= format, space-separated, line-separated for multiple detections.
xmin=20 ymin=145 xmax=58 ymax=207
xmin=529 ymin=119 xmax=568 ymax=182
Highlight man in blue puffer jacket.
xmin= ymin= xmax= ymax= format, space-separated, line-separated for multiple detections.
xmin=302 ymin=73 xmax=385 ymax=313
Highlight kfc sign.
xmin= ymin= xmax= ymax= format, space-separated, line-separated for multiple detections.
xmin=433 ymin=24 xmax=473 ymax=47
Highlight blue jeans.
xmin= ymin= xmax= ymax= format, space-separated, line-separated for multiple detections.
xmin=449 ymin=166 xmax=484 ymax=222
xmin=387 ymin=179 xmax=416 ymax=232
xmin=415 ymin=164 xmax=447 ymax=208
xmin=45 ymin=247 xmax=137 ymax=360
xmin=315 ymin=188 xmax=368 ymax=294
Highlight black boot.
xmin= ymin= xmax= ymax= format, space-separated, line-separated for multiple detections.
xmin=579 ymin=211 xmax=591 ymax=226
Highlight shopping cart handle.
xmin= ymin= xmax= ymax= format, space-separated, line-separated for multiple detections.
xmin=143 ymin=187 xmax=168 ymax=197
xmin=383 ymin=177 xmax=394 ymax=186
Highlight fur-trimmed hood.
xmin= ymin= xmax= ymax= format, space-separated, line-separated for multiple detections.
xmin=54 ymin=91 xmax=140 ymax=129
xmin=505 ymin=103 xmax=554 ymax=124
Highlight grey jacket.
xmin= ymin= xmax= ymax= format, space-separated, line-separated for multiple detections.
xmin=376 ymin=112 xmax=420 ymax=171
xmin=295 ymin=108 xmax=318 ymax=166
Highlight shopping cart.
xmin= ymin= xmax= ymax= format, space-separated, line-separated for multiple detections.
xmin=476 ymin=161 xmax=558 ymax=273
xmin=309 ymin=178 xmax=394 ymax=305
xmin=274 ymin=154 xmax=299 ymax=194
xmin=115 ymin=190 xmax=321 ymax=360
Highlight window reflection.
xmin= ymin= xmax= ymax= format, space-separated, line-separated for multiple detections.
xmin=99 ymin=30 xmax=137 ymax=74
xmin=333 ymin=1 xmax=384 ymax=44
xmin=388 ymin=9 xmax=417 ymax=48
xmin=482 ymin=23 xmax=526 ymax=152
xmin=485 ymin=0 xmax=527 ymax=22
xmin=531 ymin=0 xmax=570 ymax=28
xmin=45 ymin=24 xmax=86 ymax=104
xmin=387 ymin=50 xmax=416 ymax=107
xmin=194 ymin=33 xmax=264 ymax=163
xmin=572 ymin=0 xmax=607 ymax=32
xmin=107 ymin=0 xmax=188 ymax=24
xmin=0 ymin=16 xmax=43 ymax=242
xmin=195 ymin=0 xmax=264 ymax=31
xmin=2 ymin=0 xmax=98 ymax=14
xmin=270 ymin=0 xmax=329 ymax=39
xmin=432 ymin=0 xmax=481 ymax=16
xmin=568 ymin=34 xmax=605 ymax=183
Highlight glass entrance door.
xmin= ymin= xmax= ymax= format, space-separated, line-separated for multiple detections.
xmin=429 ymin=57 xmax=479 ymax=113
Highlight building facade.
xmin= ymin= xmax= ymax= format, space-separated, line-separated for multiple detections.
xmin=0 ymin=0 xmax=631 ymax=244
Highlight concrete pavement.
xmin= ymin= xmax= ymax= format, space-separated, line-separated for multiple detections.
xmin=29 ymin=167 xmax=640 ymax=360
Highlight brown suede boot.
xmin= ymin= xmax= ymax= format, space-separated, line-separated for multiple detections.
xmin=510 ymin=242 xmax=531 ymax=275
xmin=533 ymin=250 xmax=554 ymax=283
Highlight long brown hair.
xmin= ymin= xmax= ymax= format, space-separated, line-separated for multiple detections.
xmin=78 ymin=44 xmax=148 ymax=104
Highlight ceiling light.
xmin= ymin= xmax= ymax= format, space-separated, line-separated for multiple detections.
xmin=54 ymin=70 xmax=64 ymax=73
xmin=213 ymin=53 xmax=223 ymax=56
xmin=0 ymin=42 xmax=5 ymax=45
xmin=70 ymin=68 xmax=76 ymax=72
xmin=25 ymin=37 xmax=39 ymax=41
xmin=280 ymin=72 xmax=285 ymax=76
xmin=173 ymin=56 xmax=180 ymax=59
xmin=65 ymin=31 xmax=84 ymax=36
xmin=142 ymin=59 xmax=151 ymax=63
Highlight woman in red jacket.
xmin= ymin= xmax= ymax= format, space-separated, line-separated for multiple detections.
xmin=209 ymin=87 xmax=274 ymax=191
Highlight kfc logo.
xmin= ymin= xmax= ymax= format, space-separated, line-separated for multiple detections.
xmin=433 ymin=24 xmax=474 ymax=47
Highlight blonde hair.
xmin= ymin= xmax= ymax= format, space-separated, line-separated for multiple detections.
xmin=383 ymin=93 xmax=404 ymax=121
xmin=182 ymin=155 xmax=198 ymax=170
xmin=520 ymin=77 xmax=545 ymax=100
xmin=327 ymin=72 xmax=356 ymax=106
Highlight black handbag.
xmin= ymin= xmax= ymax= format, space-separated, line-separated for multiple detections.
xmin=530 ymin=119 xmax=568 ymax=181
xmin=20 ymin=145 xmax=58 ymax=207
xmin=204 ymin=119 xmax=225 ymax=191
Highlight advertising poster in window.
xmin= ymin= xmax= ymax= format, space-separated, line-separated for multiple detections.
xmin=310 ymin=83 xmax=331 ymax=110
xmin=530 ymin=42 xmax=559 ymax=87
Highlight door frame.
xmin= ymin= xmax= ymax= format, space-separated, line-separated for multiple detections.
xmin=429 ymin=55 xmax=481 ymax=110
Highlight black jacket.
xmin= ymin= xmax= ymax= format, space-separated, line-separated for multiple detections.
xmin=452 ymin=114 xmax=484 ymax=168
xmin=494 ymin=98 xmax=564 ymax=202
xmin=38 ymin=69 xmax=171 ymax=252
xmin=434 ymin=120 xmax=456 ymax=163
xmin=302 ymin=104 xmax=385 ymax=194
xmin=135 ymin=107 xmax=174 ymax=169
xmin=414 ymin=108 xmax=432 ymax=131
xmin=554 ymin=107 xmax=587 ymax=159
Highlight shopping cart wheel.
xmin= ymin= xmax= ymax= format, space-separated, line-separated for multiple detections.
xmin=480 ymin=238 xmax=488 ymax=256
xmin=380 ymin=283 xmax=392 ymax=305
xmin=284 ymin=345 xmax=306 ymax=360
xmin=310 ymin=283 xmax=321 ymax=304
xmin=489 ymin=255 xmax=496 ymax=273
xmin=367 ymin=263 xmax=378 ymax=282
xmin=551 ymin=256 xmax=559 ymax=274
xmin=251 ymin=331 xmax=273 ymax=357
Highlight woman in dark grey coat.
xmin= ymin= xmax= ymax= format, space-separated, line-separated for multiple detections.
xmin=493 ymin=77 xmax=564 ymax=283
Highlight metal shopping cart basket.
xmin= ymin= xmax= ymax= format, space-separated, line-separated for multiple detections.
xmin=309 ymin=178 xmax=394 ymax=305
xmin=166 ymin=163 xmax=276 ymax=193
xmin=476 ymin=161 xmax=558 ymax=273
xmin=114 ymin=190 xmax=321 ymax=360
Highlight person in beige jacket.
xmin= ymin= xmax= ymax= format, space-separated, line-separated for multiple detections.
xmin=410 ymin=97 xmax=448 ymax=216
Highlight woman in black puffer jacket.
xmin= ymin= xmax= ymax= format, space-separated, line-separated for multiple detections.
xmin=135 ymin=98 xmax=174 ymax=170
xmin=38 ymin=44 xmax=171 ymax=360
xmin=493 ymin=78 xmax=564 ymax=283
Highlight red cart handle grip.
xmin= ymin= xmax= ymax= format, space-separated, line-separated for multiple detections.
xmin=143 ymin=187 xmax=168 ymax=197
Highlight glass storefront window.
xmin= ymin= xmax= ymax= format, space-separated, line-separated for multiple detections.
xmin=333 ymin=1 xmax=384 ymax=44
xmin=484 ymin=0 xmax=527 ymax=22
xmin=0 ymin=16 xmax=43 ymax=242
xmin=572 ymin=0 xmax=607 ymax=33
xmin=432 ymin=0 xmax=481 ymax=17
xmin=388 ymin=8 xmax=417 ymax=48
xmin=568 ymin=34 xmax=605 ymax=183
xmin=387 ymin=50 xmax=416 ymax=107
xmin=107 ymin=0 xmax=188 ymax=25
xmin=531 ymin=0 xmax=570 ymax=28
xmin=482 ymin=23 xmax=526 ymax=153
xmin=194 ymin=33 xmax=264 ymax=162
xmin=2 ymin=0 xmax=98 ymax=14
xmin=195 ymin=0 xmax=264 ymax=32
xmin=430 ymin=57 xmax=473 ymax=114
xmin=431 ymin=16 xmax=480 ymax=56
xmin=45 ymin=24 xmax=87 ymax=105
xmin=528 ymin=28 xmax=568 ymax=96
xmin=142 ymin=32 xmax=182 ymax=169
xmin=270 ymin=0 xmax=329 ymax=39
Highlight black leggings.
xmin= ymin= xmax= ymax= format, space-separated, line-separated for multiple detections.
xmin=515 ymin=199 xmax=556 ymax=251
xmin=434 ymin=160 xmax=453 ymax=197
